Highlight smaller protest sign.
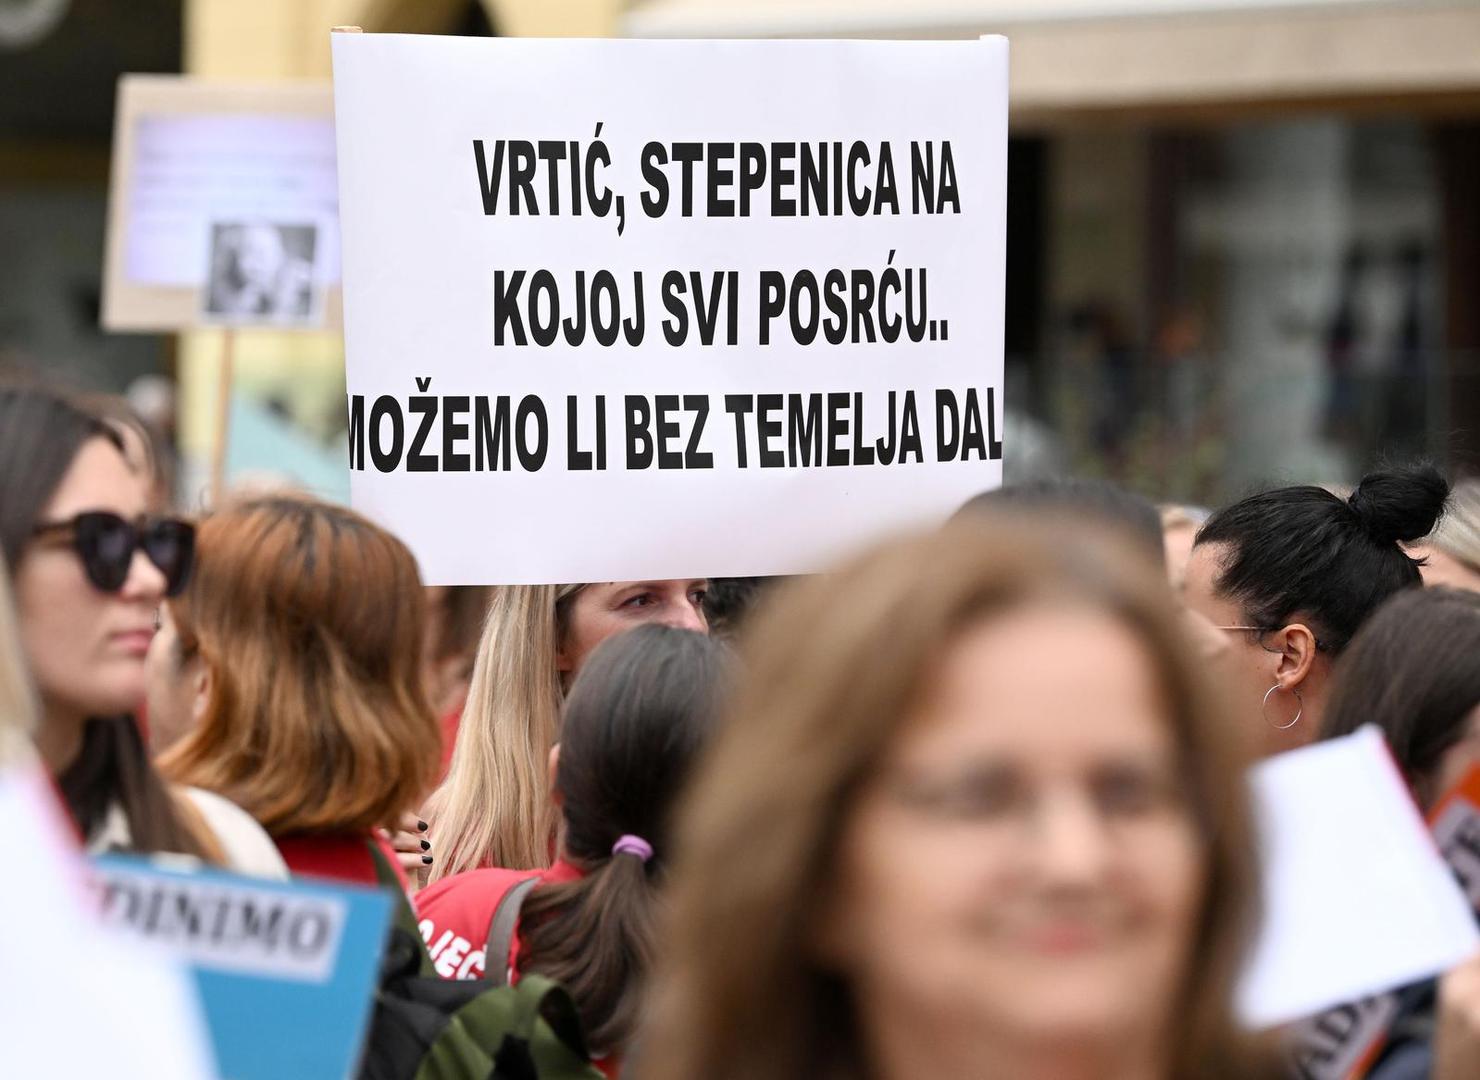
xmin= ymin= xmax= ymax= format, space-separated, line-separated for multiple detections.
xmin=1237 ymin=726 xmax=1479 ymax=1030
xmin=93 ymin=855 xmax=392 ymax=1080
xmin=102 ymin=75 xmax=340 ymax=332
xmin=1288 ymin=761 xmax=1480 ymax=1078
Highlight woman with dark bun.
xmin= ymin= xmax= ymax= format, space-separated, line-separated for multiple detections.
xmin=1182 ymin=465 xmax=1448 ymax=755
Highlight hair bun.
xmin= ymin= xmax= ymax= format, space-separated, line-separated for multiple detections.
xmin=1347 ymin=464 xmax=1450 ymax=545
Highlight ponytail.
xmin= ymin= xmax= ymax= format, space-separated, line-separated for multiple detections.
xmin=517 ymin=851 xmax=658 ymax=1050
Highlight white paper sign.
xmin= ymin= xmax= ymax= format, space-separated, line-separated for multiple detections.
xmin=331 ymin=34 xmax=1007 ymax=585
xmin=1238 ymin=726 xmax=1480 ymax=1029
xmin=0 ymin=768 xmax=216 ymax=1080
xmin=126 ymin=113 xmax=341 ymax=289
xmin=97 ymin=863 xmax=349 ymax=982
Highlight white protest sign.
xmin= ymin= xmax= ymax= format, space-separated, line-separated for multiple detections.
xmin=331 ymin=34 xmax=1006 ymax=585
xmin=0 ymin=768 xmax=216 ymax=1080
xmin=102 ymin=77 xmax=341 ymax=332
xmin=1238 ymin=726 xmax=1480 ymax=1030
xmin=97 ymin=863 xmax=349 ymax=982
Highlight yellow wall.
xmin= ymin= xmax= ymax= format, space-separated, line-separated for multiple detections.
xmin=178 ymin=0 xmax=621 ymax=493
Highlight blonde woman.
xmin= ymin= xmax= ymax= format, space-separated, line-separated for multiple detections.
xmin=425 ymin=580 xmax=707 ymax=878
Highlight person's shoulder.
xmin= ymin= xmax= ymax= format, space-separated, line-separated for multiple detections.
xmin=416 ymin=866 xmax=539 ymax=919
xmin=415 ymin=866 xmax=543 ymax=980
xmin=177 ymin=786 xmax=289 ymax=881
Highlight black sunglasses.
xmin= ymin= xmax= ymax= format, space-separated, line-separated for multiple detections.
xmin=31 ymin=511 xmax=195 ymax=597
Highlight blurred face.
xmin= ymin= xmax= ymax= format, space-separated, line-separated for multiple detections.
xmin=557 ymin=579 xmax=708 ymax=675
xmin=822 ymin=606 xmax=1203 ymax=1062
xmin=143 ymin=604 xmax=207 ymax=755
xmin=12 ymin=438 xmax=167 ymax=727
xmin=235 ymin=225 xmax=285 ymax=289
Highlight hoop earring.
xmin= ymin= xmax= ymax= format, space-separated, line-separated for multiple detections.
xmin=1263 ymin=684 xmax=1302 ymax=730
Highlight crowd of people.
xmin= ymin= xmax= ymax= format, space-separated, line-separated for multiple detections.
xmin=6 ymin=375 xmax=1480 ymax=1078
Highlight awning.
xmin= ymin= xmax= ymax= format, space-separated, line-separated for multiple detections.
xmin=621 ymin=1 xmax=1480 ymax=124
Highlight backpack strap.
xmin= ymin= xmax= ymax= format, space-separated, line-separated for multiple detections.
xmin=484 ymin=875 xmax=541 ymax=987
xmin=366 ymin=837 xmax=438 ymax=980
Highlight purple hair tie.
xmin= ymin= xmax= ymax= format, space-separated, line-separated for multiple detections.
xmin=611 ymin=834 xmax=653 ymax=863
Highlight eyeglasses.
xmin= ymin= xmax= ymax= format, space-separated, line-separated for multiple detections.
xmin=31 ymin=512 xmax=195 ymax=597
xmin=1212 ymin=624 xmax=1330 ymax=652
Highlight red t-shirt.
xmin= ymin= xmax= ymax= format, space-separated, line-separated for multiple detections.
xmin=275 ymin=831 xmax=408 ymax=889
xmin=437 ymin=698 xmax=465 ymax=782
xmin=415 ymin=859 xmax=619 ymax=1077
xmin=414 ymin=859 xmax=582 ymax=980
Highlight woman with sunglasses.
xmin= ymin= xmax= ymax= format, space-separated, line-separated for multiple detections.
xmin=1181 ymin=465 xmax=1448 ymax=757
xmin=0 ymin=382 xmax=285 ymax=874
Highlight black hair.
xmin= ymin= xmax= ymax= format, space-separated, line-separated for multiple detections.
xmin=1195 ymin=464 xmax=1448 ymax=654
xmin=0 ymin=381 xmax=211 ymax=859
xmin=703 ymin=576 xmax=782 ymax=641
xmin=957 ymin=477 xmax=1165 ymax=567
xmin=516 ymin=624 xmax=731 ymax=1052
xmin=1322 ymin=587 xmax=1480 ymax=807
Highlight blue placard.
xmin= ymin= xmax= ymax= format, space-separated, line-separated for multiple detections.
xmin=93 ymin=855 xmax=392 ymax=1079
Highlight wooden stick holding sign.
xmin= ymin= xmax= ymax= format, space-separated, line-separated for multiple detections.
xmin=209 ymin=328 xmax=236 ymax=505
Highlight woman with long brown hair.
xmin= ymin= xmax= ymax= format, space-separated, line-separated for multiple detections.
xmin=0 ymin=381 xmax=277 ymax=871
xmin=152 ymin=494 xmax=440 ymax=885
xmin=1314 ymin=587 xmax=1480 ymax=1079
xmin=641 ymin=516 xmax=1274 ymax=1080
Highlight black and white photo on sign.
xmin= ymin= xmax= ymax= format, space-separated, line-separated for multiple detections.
xmin=202 ymin=221 xmax=321 ymax=325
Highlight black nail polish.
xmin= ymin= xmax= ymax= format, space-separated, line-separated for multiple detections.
xmin=420 ymin=839 xmax=431 ymax=851
xmin=417 ymin=820 xmax=428 ymax=832
xmin=422 ymin=855 xmax=434 ymax=865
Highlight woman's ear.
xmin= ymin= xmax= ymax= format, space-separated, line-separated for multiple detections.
xmin=190 ymin=662 xmax=212 ymax=723
xmin=547 ymin=742 xmax=562 ymax=807
xmin=1273 ymin=623 xmax=1318 ymax=691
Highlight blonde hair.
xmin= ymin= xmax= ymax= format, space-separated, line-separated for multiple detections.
xmin=0 ymin=568 xmax=37 ymax=769
xmin=642 ymin=518 xmax=1267 ymax=1080
xmin=425 ymin=583 xmax=585 ymax=878
xmin=1429 ymin=479 xmax=1480 ymax=569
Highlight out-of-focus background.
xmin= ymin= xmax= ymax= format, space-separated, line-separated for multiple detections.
xmin=4 ymin=0 xmax=1479 ymax=506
